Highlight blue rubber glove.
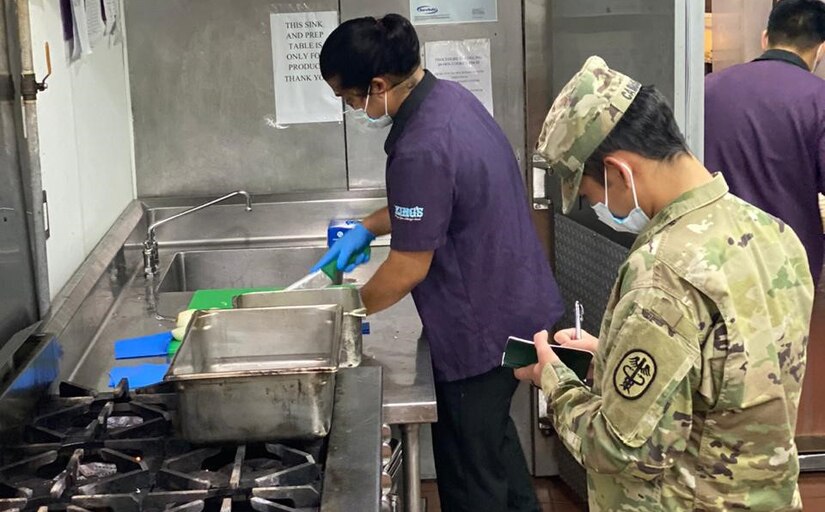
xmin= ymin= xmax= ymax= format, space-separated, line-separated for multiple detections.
xmin=311 ymin=223 xmax=376 ymax=273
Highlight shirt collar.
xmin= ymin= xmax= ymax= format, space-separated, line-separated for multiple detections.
xmin=753 ymin=49 xmax=811 ymax=72
xmin=384 ymin=70 xmax=437 ymax=154
xmin=630 ymin=174 xmax=730 ymax=253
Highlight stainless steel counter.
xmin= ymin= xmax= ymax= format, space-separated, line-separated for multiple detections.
xmin=58 ymin=256 xmax=437 ymax=431
xmin=363 ymin=298 xmax=437 ymax=426
xmin=364 ymin=297 xmax=436 ymax=512
xmin=29 ymin=196 xmax=437 ymax=429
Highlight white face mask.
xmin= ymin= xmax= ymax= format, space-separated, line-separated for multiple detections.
xmin=814 ymin=44 xmax=824 ymax=73
xmin=592 ymin=165 xmax=651 ymax=234
xmin=347 ymin=86 xmax=392 ymax=129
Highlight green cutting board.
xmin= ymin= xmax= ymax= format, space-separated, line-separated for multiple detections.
xmin=187 ymin=255 xmax=362 ymax=310
xmin=187 ymin=287 xmax=282 ymax=310
xmin=185 ymin=255 xmax=363 ymax=310
xmin=186 ymin=282 xmax=359 ymax=311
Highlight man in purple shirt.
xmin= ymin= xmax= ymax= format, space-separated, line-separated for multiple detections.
xmin=314 ymin=13 xmax=564 ymax=512
xmin=705 ymin=0 xmax=825 ymax=284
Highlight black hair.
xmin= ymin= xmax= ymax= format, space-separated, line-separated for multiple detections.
xmin=319 ymin=14 xmax=420 ymax=94
xmin=583 ymin=85 xmax=690 ymax=185
xmin=766 ymin=0 xmax=825 ymax=51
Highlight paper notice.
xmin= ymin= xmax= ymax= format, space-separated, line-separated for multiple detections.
xmin=425 ymin=38 xmax=494 ymax=115
xmin=70 ymin=0 xmax=91 ymax=58
xmin=270 ymin=11 xmax=342 ymax=125
xmin=85 ymin=0 xmax=105 ymax=48
xmin=103 ymin=0 xmax=119 ymax=35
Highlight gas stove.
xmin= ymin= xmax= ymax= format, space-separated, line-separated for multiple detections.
xmin=0 ymin=368 xmax=382 ymax=512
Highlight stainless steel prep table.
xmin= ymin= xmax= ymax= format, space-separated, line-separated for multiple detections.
xmin=363 ymin=295 xmax=438 ymax=512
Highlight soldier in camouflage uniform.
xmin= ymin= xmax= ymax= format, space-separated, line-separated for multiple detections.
xmin=515 ymin=56 xmax=815 ymax=511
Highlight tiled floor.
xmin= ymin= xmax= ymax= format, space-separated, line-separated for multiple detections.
xmin=420 ymin=472 xmax=825 ymax=511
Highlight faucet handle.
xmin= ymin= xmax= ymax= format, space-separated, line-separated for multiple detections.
xmin=143 ymin=237 xmax=159 ymax=277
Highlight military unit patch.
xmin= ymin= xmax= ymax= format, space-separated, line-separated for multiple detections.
xmin=613 ymin=350 xmax=657 ymax=399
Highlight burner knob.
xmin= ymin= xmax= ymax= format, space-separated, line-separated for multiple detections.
xmin=382 ymin=493 xmax=399 ymax=511
xmin=382 ymin=423 xmax=392 ymax=443
xmin=381 ymin=470 xmax=393 ymax=497
xmin=381 ymin=441 xmax=393 ymax=467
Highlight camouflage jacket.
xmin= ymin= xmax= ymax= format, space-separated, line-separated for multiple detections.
xmin=542 ymin=175 xmax=814 ymax=511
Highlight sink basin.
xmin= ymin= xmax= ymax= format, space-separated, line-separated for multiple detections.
xmin=156 ymin=245 xmax=387 ymax=293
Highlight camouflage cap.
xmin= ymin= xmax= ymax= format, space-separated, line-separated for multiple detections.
xmin=536 ymin=56 xmax=641 ymax=214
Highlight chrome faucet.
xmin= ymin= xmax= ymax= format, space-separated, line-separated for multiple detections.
xmin=143 ymin=190 xmax=253 ymax=277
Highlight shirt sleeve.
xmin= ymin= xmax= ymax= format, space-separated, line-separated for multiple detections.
xmin=541 ymin=286 xmax=702 ymax=480
xmin=386 ymin=149 xmax=454 ymax=252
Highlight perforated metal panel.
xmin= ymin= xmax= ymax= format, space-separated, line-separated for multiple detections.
xmin=552 ymin=215 xmax=629 ymax=500
xmin=554 ymin=215 xmax=629 ymax=343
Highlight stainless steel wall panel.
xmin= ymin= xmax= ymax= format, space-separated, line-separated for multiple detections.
xmin=125 ymin=0 xmax=348 ymax=197
xmin=0 ymin=0 xmax=39 ymax=351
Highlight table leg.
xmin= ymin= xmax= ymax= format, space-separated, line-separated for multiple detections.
xmin=401 ymin=423 xmax=421 ymax=512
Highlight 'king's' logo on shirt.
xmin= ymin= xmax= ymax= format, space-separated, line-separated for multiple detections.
xmin=394 ymin=205 xmax=424 ymax=221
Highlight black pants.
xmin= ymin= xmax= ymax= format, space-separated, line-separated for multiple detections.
xmin=432 ymin=366 xmax=540 ymax=512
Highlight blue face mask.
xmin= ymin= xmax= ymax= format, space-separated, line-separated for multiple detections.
xmin=346 ymin=86 xmax=392 ymax=129
xmin=592 ymin=166 xmax=650 ymax=234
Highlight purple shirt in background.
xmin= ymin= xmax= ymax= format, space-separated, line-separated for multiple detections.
xmin=705 ymin=50 xmax=825 ymax=284
xmin=384 ymin=71 xmax=564 ymax=382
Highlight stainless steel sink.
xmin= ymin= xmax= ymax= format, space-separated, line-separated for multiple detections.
xmin=156 ymin=245 xmax=388 ymax=293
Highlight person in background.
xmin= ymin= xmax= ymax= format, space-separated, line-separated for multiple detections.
xmin=313 ymin=14 xmax=564 ymax=511
xmin=516 ymin=56 xmax=814 ymax=511
xmin=705 ymin=0 xmax=825 ymax=285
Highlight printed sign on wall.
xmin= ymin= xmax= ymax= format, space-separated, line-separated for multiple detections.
xmin=271 ymin=11 xmax=342 ymax=125
xmin=425 ymin=38 xmax=494 ymax=115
